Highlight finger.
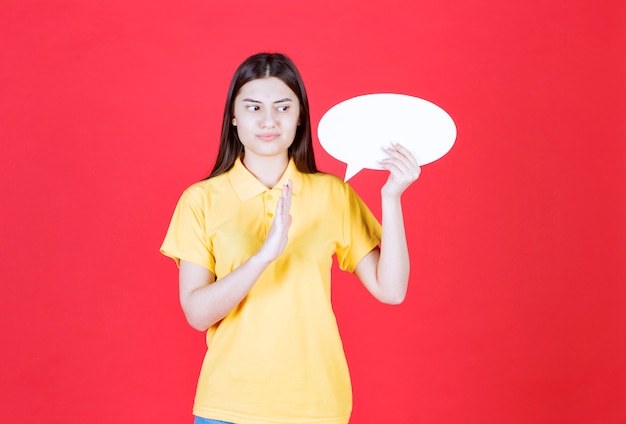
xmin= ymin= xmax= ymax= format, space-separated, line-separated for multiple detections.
xmin=379 ymin=155 xmax=412 ymax=175
xmin=382 ymin=145 xmax=411 ymax=169
xmin=392 ymin=142 xmax=420 ymax=168
xmin=384 ymin=143 xmax=419 ymax=168
xmin=282 ymin=179 xmax=293 ymax=215
xmin=274 ymin=196 xmax=285 ymax=226
xmin=272 ymin=182 xmax=290 ymax=229
xmin=380 ymin=161 xmax=408 ymax=182
xmin=380 ymin=158 xmax=421 ymax=183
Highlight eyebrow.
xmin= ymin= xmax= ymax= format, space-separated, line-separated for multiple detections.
xmin=241 ymin=98 xmax=294 ymax=104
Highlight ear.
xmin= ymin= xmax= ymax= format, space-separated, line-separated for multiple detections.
xmin=232 ymin=118 xmax=237 ymax=126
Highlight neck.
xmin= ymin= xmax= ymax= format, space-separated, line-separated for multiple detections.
xmin=242 ymin=154 xmax=289 ymax=188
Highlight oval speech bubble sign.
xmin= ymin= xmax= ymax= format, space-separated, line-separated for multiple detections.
xmin=317 ymin=93 xmax=456 ymax=181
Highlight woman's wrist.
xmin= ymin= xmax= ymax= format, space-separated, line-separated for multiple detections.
xmin=249 ymin=251 xmax=274 ymax=268
xmin=381 ymin=190 xmax=403 ymax=206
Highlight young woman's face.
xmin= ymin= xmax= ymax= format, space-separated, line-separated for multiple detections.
xmin=232 ymin=77 xmax=301 ymax=162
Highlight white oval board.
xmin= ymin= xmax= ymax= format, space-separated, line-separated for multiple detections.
xmin=317 ymin=93 xmax=457 ymax=181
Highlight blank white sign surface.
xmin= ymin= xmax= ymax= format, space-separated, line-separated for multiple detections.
xmin=317 ymin=93 xmax=457 ymax=181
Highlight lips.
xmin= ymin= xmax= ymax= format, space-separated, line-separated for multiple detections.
xmin=257 ymin=133 xmax=280 ymax=142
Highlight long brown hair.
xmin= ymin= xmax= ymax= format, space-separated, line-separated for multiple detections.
xmin=207 ymin=53 xmax=318 ymax=179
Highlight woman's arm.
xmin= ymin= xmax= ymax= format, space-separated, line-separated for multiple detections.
xmin=354 ymin=143 xmax=420 ymax=304
xmin=179 ymin=180 xmax=293 ymax=331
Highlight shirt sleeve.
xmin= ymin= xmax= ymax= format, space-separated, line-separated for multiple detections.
xmin=160 ymin=186 xmax=215 ymax=272
xmin=336 ymin=183 xmax=382 ymax=273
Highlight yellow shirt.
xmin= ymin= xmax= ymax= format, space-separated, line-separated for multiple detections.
xmin=161 ymin=158 xmax=382 ymax=424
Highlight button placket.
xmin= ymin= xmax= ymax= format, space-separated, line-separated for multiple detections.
xmin=264 ymin=190 xmax=277 ymax=223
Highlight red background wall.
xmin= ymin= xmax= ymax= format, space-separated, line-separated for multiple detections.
xmin=1 ymin=1 xmax=625 ymax=423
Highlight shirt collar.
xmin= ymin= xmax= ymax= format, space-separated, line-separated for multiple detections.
xmin=228 ymin=157 xmax=303 ymax=201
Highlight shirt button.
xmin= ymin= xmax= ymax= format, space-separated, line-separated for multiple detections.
xmin=267 ymin=212 xmax=274 ymax=218
xmin=267 ymin=194 xmax=273 ymax=200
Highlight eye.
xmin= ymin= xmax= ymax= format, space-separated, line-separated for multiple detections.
xmin=277 ymin=105 xmax=289 ymax=112
xmin=246 ymin=105 xmax=260 ymax=112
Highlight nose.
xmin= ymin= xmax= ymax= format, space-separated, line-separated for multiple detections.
xmin=261 ymin=110 xmax=276 ymax=128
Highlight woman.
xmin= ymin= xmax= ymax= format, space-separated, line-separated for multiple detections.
xmin=161 ymin=53 xmax=420 ymax=424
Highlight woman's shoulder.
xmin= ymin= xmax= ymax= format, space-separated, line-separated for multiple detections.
xmin=304 ymin=171 xmax=344 ymax=187
xmin=180 ymin=173 xmax=229 ymax=201
xmin=302 ymin=171 xmax=354 ymax=197
xmin=306 ymin=170 xmax=344 ymax=183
